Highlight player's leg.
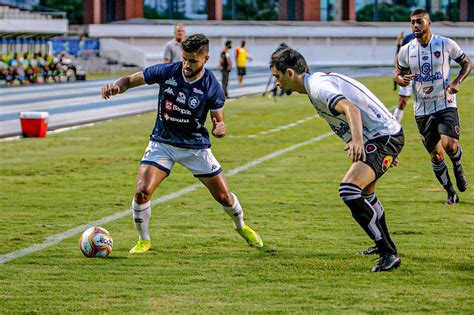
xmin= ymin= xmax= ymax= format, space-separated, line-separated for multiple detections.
xmin=438 ymin=108 xmax=467 ymax=192
xmin=130 ymin=141 xmax=174 ymax=253
xmin=416 ymin=114 xmax=458 ymax=204
xmin=180 ymin=147 xmax=263 ymax=248
xmin=393 ymin=85 xmax=411 ymax=122
xmin=197 ymin=172 xmax=263 ymax=248
xmin=360 ymin=181 xmax=397 ymax=255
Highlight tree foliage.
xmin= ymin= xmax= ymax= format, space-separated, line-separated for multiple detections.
xmin=36 ymin=0 xmax=83 ymax=24
xmin=356 ymin=3 xmax=411 ymax=22
xmin=223 ymin=0 xmax=278 ymax=20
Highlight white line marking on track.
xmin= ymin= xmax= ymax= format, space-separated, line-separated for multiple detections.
xmin=0 ymin=131 xmax=334 ymax=265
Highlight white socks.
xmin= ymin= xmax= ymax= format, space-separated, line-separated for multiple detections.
xmin=131 ymin=199 xmax=151 ymax=241
xmin=393 ymin=108 xmax=404 ymax=122
xmin=222 ymin=193 xmax=245 ymax=229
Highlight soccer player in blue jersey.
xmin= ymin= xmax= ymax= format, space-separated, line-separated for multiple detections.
xmin=101 ymin=34 xmax=263 ymax=253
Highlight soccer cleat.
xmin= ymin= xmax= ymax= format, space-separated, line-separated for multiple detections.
xmin=371 ymin=253 xmax=401 ymax=272
xmin=129 ymin=240 xmax=152 ymax=254
xmin=453 ymin=165 xmax=468 ymax=192
xmin=236 ymin=225 xmax=263 ymax=248
xmin=357 ymin=246 xmax=379 ymax=255
xmin=445 ymin=193 xmax=459 ymax=205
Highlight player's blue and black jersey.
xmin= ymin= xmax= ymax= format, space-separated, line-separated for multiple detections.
xmin=143 ymin=62 xmax=225 ymax=149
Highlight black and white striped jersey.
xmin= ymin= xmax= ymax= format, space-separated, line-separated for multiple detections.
xmin=397 ymin=34 xmax=465 ymax=116
xmin=304 ymin=72 xmax=401 ymax=143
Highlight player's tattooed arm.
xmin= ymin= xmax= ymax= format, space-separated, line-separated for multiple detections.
xmin=334 ymin=99 xmax=366 ymax=163
xmin=101 ymin=71 xmax=146 ymax=99
xmin=210 ymin=109 xmax=226 ymax=138
xmin=448 ymin=55 xmax=473 ymax=94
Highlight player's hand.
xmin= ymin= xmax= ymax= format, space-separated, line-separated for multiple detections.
xmin=398 ymin=74 xmax=414 ymax=87
xmin=101 ymin=83 xmax=121 ymax=100
xmin=446 ymin=82 xmax=460 ymax=94
xmin=391 ymin=157 xmax=400 ymax=168
xmin=212 ymin=118 xmax=226 ymax=138
xmin=344 ymin=141 xmax=366 ymax=163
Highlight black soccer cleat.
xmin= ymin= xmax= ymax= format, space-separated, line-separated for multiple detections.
xmin=453 ymin=165 xmax=468 ymax=192
xmin=357 ymin=246 xmax=379 ymax=255
xmin=445 ymin=193 xmax=459 ymax=205
xmin=371 ymin=253 xmax=401 ymax=272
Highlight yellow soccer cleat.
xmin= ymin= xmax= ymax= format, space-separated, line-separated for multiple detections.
xmin=236 ymin=225 xmax=263 ymax=248
xmin=129 ymin=240 xmax=152 ymax=254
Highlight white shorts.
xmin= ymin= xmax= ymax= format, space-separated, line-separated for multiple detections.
xmin=399 ymin=85 xmax=412 ymax=97
xmin=140 ymin=141 xmax=222 ymax=177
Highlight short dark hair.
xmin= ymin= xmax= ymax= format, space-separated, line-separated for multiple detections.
xmin=241 ymin=40 xmax=246 ymax=47
xmin=410 ymin=8 xmax=429 ymax=18
xmin=270 ymin=48 xmax=309 ymax=75
xmin=182 ymin=34 xmax=209 ymax=55
xmin=225 ymin=40 xmax=232 ymax=47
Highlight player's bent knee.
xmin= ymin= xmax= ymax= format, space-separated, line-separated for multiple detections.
xmin=216 ymin=192 xmax=233 ymax=207
xmin=134 ymin=186 xmax=153 ymax=204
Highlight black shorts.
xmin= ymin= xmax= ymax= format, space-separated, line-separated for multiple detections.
xmin=362 ymin=132 xmax=405 ymax=180
xmin=237 ymin=67 xmax=246 ymax=76
xmin=415 ymin=108 xmax=460 ymax=153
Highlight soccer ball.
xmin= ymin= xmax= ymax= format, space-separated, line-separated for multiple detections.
xmin=79 ymin=226 xmax=113 ymax=258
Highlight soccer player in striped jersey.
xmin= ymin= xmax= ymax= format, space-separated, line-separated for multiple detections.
xmin=270 ymin=48 xmax=404 ymax=272
xmin=395 ymin=9 xmax=472 ymax=205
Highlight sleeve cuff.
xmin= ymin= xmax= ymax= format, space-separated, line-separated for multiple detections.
xmin=328 ymin=94 xmax=346 ymax=116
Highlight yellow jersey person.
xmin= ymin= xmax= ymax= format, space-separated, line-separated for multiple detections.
xmin=235 ymin=40 xmax=252 ymax=85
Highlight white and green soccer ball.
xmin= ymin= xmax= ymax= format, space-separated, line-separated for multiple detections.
xmin=79 ymin=227 xmax=113 ymax=258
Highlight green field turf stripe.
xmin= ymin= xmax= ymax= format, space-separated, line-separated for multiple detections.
xmin=0 ymin=131 xmax=334 ymax=265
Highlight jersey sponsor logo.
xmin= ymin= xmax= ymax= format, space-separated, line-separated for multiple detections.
xmin=330 ymin=122 xmax=349 ymax=139
xmin=367 ymin=104 xmax=382 ymax=118
xmin=410 ymin=55 xmax=417 ymax=58
xmin=168 ymin=116 xmax=190 ymax=123
xmin=434 ymin=51 xmax=441 ymax=58
xmin=382 ymin=156 xmax=393 ymax=172
xmin=415 ymin=64 xmax=442 ymax=82
xmin=193 ymin=88 xmax=204 ymax=95
xmin=165 ymin=77 xmax=177 ymax=86
xmin=172 ymin=104 xmax=191 ymax=115
xmin=176 ymin=92 xmax=186 ymax=104
xmin=188 ymin=96 xmax=200 ymax=109
xmin=422 ymin=86 xmax=433 ymax=94
xmin=422 ymin=56 xmax=429 ymax=60
xmin=365 ymin=144 xmax=377 ymax=154
xmin=164 ymin=87 xmax=175 ymax=95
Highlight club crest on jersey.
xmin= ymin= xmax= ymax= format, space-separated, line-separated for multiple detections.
xmin=382 ymin=156 xmax=393 ymax=172
xmin=365 ymin=144 xmax=377 ymax=154
xmin=165 ymin=77 xmax=177 ymax=86
xmin=423 ymin=86 xmax=433 ymax=94
xmin=176 ymin=92 xmax=186 ymax=104
xmin=421 ymin=63 xmax=431 ymax=75
xmin=164 ymin=87 xmax=175 ymax=95
xmin=434 ymin=51 xmax=441 ymax=58
xmin=188 ymin=96 xmax=200 ymax=109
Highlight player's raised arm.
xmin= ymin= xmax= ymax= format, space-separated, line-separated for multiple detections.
xmin=210 ymin=109 xmax=226 ymax=138
xmin=101 ymin=71 xmax=146 ymax=100
xmin=334 ymin=99 xmax=366 ymax=162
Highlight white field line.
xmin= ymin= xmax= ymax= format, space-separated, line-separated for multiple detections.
xmin=0 ymin=131 xmax=334 ymax=265
xmin=230 ymin=115 xmax=318 ymax=139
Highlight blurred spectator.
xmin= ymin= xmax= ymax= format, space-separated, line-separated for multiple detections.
xmin=0 ymin=51 xmax=78 ymax=86
xmin=163 ymin=24 xmax=186 ymax=63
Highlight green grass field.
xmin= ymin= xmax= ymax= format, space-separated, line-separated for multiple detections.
xmin=1 ymin=77 xmax=473 ymax=313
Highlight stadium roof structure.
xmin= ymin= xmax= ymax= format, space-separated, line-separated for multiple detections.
xmin=0 ymin=4 xmax=68 ymax=38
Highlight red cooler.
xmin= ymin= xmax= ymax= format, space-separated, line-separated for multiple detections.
xmin=19 ymin=111 xmax=49 ymax=138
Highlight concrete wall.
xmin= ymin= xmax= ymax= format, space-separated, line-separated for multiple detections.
xmin=88 ymin=22 xmax=474 ymax=68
